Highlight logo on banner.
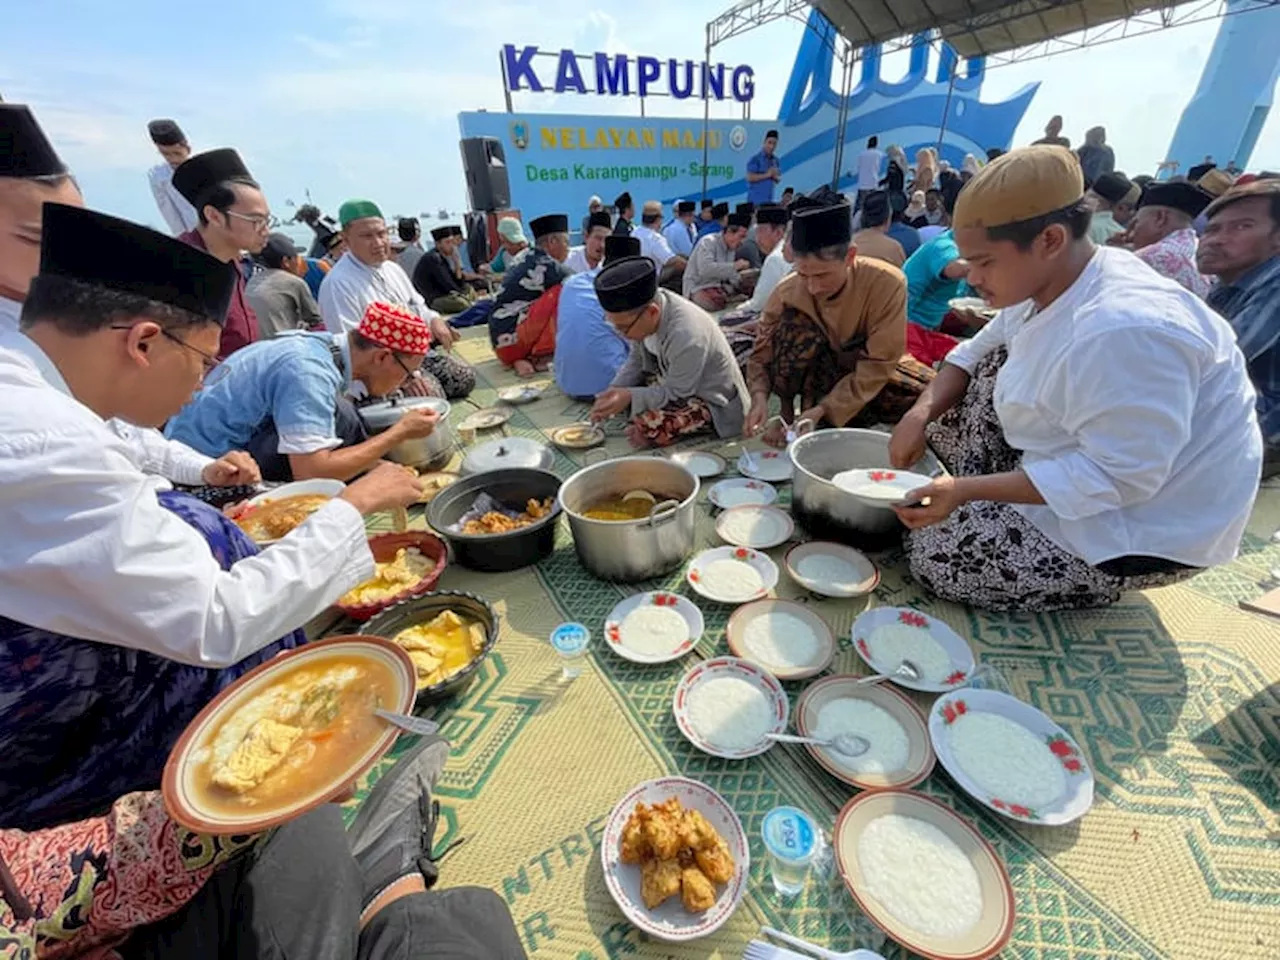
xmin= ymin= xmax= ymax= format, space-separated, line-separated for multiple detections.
xmin=509 ymin=121 xmax=530 ymax=150
xmin=728 ymin=125 xmax=748 ymax=152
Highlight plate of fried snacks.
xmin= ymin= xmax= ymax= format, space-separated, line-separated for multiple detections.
xmin=549 ymin=422 xmax=605 ymax=450
xmin=410 ymin=470 xmax=459 ymax=503
xmin=227 ymin=478 xmax=346 ymax=545
xmin=164 ymin=635 xmax=415 ymax=834
xmin=334 ymin=532 xmax=448 ymax=621
xmin=601 ymin=776 xmax=749 ymax=941
xmin=458 ymin=406 xmax=513 ymax=431
xmin=448 ymin=492 xmax=556 ymax=535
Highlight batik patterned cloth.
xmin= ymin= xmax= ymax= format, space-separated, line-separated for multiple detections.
xmin=488 ymin=250 xmax=571 ymax=363
xmin=905 ymin=348 xmax=1195 ymax=611
xmin=1134 ymin=228 xmax=1210 ymax=298
xmin=632 ymin=398 xmax=713 ymax=447
xmin=0 ymin=791 xmax=257 ymax=960
xmin=0 ymin=492 xmax=305 ymax=831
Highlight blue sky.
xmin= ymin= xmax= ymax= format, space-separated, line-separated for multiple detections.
xmin=4 ymin=0 xmax=1277 ymax=234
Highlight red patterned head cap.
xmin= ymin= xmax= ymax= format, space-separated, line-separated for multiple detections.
xmin=357 ymin=301 xmax=432 ymax=355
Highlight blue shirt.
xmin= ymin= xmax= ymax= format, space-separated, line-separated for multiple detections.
xmin=166 ymin=331 xmax=352 ymax=456
xmin=902 ymin=230 xmax=967 ymax=330
xmin=553 ymin=271 xmax=630 ymax=399
xmin=662 ymin=219 xmax=696 ymax=257
xmin=1208 ymin=255 xmax=1280 ymax=443
xmin=887 ymin=221 xmax=922 ymax=258
xmin=746 ymin=150 xmax=780 ymax=205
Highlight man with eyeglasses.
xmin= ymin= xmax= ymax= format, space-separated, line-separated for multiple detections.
xmin=171 ymin=148 xmax=268 ymax=359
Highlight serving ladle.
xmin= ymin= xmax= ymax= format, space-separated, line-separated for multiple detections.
xmin=766 ymin=731 xmax=871 ymax=758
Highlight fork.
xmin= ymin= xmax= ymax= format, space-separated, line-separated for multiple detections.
xmin=758 ymin=926 xmax=888 ymax=960
xmin=743 ymin=941 xmax=812 ymax=960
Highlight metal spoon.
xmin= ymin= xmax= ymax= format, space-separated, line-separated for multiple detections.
xmin=374 ymin=709 xmax=440 ymax=736
xmin=767 ymin=731 xmax=871 ymax=758
xmin=856 ymin=658 xmax=924 ymax=686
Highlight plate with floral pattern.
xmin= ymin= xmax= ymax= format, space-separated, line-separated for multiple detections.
xmin=686 ymin=546 xmax=779 ymax=605
xmin=929 ymin=689 xmax=1095 ymax=826
xmin=850 ymin=607 xmax=975 ymax=693
xmin=604 ymin=591 xmax=704 ymax=664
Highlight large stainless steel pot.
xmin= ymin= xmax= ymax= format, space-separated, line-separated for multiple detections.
xmin=359 ymin=396 xmax=454 ymax=470
xmin=790 ymin=428 xmax=943 ymax=550
xmin=560 ymin=457 xmax=699 ymax=582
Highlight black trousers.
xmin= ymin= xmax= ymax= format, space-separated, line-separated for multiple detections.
xmin=121 ymin=807 xmax=526 ymax=960
xmin=245 ymin=398 xmax=370 ymax=483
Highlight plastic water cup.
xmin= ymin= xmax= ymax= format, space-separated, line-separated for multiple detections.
xmin=550 ymin=623 xmax=591 ymax=679
xmin=762 ymin=805 xmax=819 ymax=898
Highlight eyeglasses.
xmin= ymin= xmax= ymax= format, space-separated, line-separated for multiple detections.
xmin=392 ymin=352 xmax=422 ymax=382
xmin=225 ymin=210 xmax=272 ymax=231
xmin=109 ymin=323 xmax=221 ymax=377
xmin=612 ymin=307 xmax=649 ymax=336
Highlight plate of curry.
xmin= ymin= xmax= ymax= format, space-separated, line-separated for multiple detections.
xmin=163 ymin=636 xmax=415 ymax=834
xmin=228 ymin=479 xmax=346 ymax=545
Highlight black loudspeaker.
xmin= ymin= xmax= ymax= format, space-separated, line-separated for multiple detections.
xmin=460 ymin=137 xmax=510 ymax=212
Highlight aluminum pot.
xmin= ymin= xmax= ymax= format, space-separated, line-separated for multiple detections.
xmin=559 ymin=457 xmax=699 ymax=582
xmin=359 ymin=396 xmax=455 ymax=470
xmin=790 ymin=428 xmax=943 ymax=551
xmin=426 ymin=468 xmax=562 ymax=573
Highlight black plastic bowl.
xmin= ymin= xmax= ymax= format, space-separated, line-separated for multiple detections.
xmin=426 ymin=468 xmax=562 ymax=572
xmin=363 ymin=590 xmax=499 ymax=704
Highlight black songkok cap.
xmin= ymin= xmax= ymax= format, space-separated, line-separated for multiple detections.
xmin=147 ymin=119 xmax=186 ymax=146
xmin=756 ymin=205 xmax=789 ymax=226
xmin=676 ymin=200 xmax=696 ymax=214
xmin=1138 ymin=181 xmax=1213 ymax=218
xmin=603 ymin=235 xmax=640 ymax=264
xmin=735 ymin=202 xmax=755 ymax=216
xmin=398 ymin=217 xmax=420 ymax=241
xmin=711 ymin=202 xmax=730 ymax=219
xmin=430 ymin=225 xmax=452 ymax=242
xmin=594 ymin=255 xmax=658 ymax=312
xmin=448 ymin=225 xmax=464 ymax=238
xmin=700 ymin=199 xmax=714 ymax=209
xmin=171 ymin=148 xmax=254 ymax=207
xmin=791 ymin=202 xmax=853 ymax=254
xmin=726 ymin=212 xmax=752 ymax=229
xmin=39 ymin=203 xmax=235 ymax=321
xmin=765 ymin=129 xmax=779 ymax=139
xmin=587 ymin=210 xmax=613 ymax=230
xmin=1091 ymin=171 xmax=1137 ymax=205
xmin=614 ymin=191 xmax=632 ymax=210
xmin=530 ymin=213 xmax=569 ymax=239
xmin=0 ymin=104 xmax=67 ymax=178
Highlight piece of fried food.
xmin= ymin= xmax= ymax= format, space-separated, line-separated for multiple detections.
xmin=212 ymin=718 xmax=302 ymax=794
xmin=680 ymin=866 xmax=717 ymax=913
xmin=640 ymin=856 xmax=682 ymax=909
xmin=694 ymin=840 xmax=735 ymax=885
xmin=620 ymin=810 xmax=648 ymax=864
xmin=678 ymin=808 xmax=722 ymax=851
xmin=642 ymin=805 xmax=682 ymax=860
xmin=525 ymin=497 xmax=553 ymax=519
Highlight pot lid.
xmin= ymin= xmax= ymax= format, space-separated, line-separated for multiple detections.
xmin=360 ymin=395 xmax=450 ymax=428
xmin=462 ymin=436 xmax=555 ymax=474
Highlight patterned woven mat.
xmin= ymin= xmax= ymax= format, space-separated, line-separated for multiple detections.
xmin=334 ymin=329 xmax=1280 ymax=960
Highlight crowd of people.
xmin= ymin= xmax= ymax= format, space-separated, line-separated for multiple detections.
xmin=0 ymin=99 xmax=1276 ymax=959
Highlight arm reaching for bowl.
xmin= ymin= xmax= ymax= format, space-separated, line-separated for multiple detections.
xmin=289 ymin=409 xmax=437 ymax=482
xmin=340 ymin=462 xmax=426 ymax=515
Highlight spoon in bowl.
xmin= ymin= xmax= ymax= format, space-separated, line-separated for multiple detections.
xmin=767 ymin=731 xmax=871 ymax=758
xmin=375 ymin=709 xmax=440 ymax=736
xmin=856 ymin=658 xmax=923 ymax=686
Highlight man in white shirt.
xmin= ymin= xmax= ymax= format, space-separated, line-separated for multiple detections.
xmin=0 ymin=203 xmax=424 ymax=827
xmin=145 ymin=119 xmax=198 ymax=235
xmin=888 ymin=146 xmax=1259 ymax=612
xmin=855 ymin=135 xmax=884 ymax=212
xmin=565 ymin=210 xmax=612 ymax=273
xmin=319 ymin=198 xmax=475 ymax=398
xmin=634 ymin=200 xmax=686 ymax=290
xmin=662 ymin=200 xmax=698 ymax=258
xmin=0 ymin=105 xmax=83 ymax=334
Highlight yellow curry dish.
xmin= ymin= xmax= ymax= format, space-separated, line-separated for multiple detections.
xmin=392 ymin=610 xmax=488 ymax=689
xmin=232 ymin=494 xmax=332 ymax=542
xmin=191 ymin=657 xmax=397 ymax=815
xmin=338 ymin=548 xmax=435 ymax=607
xmin=582 ymin=491 xmax=662 ymax=521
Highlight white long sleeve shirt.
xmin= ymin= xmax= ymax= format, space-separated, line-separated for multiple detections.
xmin=944 ymin=246 xmax=1260 ymax=567
xmin=746 ymin=245 xmax=793 ymax=313
xmin=632 ymin=225 xmax=675 ymax=268
xmin=147 ymin=163 xmax=199 ymax=236
xmin=0 ymin=331 xmax=374 ymax=668
xmin=317 ymin=251 xmax=438 ymax=334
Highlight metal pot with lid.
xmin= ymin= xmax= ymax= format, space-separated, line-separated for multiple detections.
xmin=461 ymin=436 xmax=555 ymax=475
xmin=359 ymin=395 xmax=455 ymax=470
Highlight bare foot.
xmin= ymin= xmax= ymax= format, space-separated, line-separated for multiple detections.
xmin=533 ymin=357 xmax=552 ymax=372
xmin=513 ymin=359 xmax=536 ymax=378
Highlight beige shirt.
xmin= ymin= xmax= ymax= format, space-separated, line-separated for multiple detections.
xmin=748 ymin=257 xmax=907 ymax=426
xmin=852 ymin=228 xmax=906 ymax=268
xmin=611 ymin=290 xmax=751 ymax=438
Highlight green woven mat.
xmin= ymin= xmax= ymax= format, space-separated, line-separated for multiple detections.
xmin=329 ymin=329 xmax=1280 ymax=959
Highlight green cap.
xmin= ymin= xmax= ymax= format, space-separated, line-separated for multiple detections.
xmin=338 ymin=198 xmax=383 ymax=227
